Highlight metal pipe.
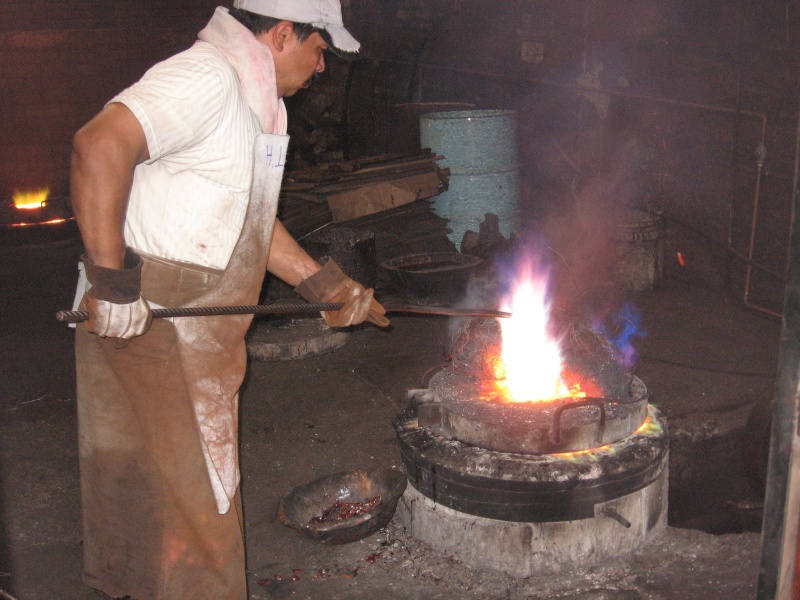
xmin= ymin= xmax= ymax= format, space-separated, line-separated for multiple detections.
xmin=742 ymin=142 xmax=782 ymax=317
xmin=745 ymin=104 xmax=800 ymax=319
xmin=55 ymin=302 xmax=512 ymax=323
xmin=757 ymin=99 xmax=800 ymax=600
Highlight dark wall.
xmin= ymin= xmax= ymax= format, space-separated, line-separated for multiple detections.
xmin=0 ymin=0 xmax=219 ymax=199
xmin=2 ymin=0 xmax=799 ymax=311
xmin=342 ymin=0 xmax=800 ymax=312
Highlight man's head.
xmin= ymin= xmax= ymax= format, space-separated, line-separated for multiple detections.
xmin=232 ymin=0 xmax=360 ymax=59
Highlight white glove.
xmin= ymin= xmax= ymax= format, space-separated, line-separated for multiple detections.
xmin=80 ymin=248 xmax=153 ymax=340
xmin=80 ymin=291 xmax=152 ymax=339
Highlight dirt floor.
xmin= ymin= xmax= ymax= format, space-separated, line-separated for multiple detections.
xmin=0 ymin=235 xmax=783 ymax=600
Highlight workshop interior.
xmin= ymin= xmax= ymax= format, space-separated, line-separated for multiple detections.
xmin=2 ymin=1 xmax=800 ymax=598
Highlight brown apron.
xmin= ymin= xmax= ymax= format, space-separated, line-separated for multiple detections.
xmin=76 ymin=134 xmax=289 ymax=600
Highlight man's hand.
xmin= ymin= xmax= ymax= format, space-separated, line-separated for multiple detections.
xmin=80 ymin=248 xmax=152 ymax=339
xmin=294 ymin=258 xmax=390 ymax=328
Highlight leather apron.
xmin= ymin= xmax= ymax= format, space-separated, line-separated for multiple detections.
xmin=173 ymin=133 xmax=289 ymax=515
xmin=76 ymin=134 xmax=288 ymax=600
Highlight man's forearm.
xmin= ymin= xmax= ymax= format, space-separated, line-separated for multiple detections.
xmin=266 ymin=220 xmax=322 ymax=287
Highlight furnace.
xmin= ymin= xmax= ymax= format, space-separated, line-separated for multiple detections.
xmin=0 ymin=190 xmax=78 ymax=245
xmin=393 ymin=263 xmax=669 ymax=576
xmin=395 ymin=369 xmax=667 ymax=575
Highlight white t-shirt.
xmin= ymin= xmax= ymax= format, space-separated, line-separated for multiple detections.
xmin=113 ymin=40 xmax=286 ymax=270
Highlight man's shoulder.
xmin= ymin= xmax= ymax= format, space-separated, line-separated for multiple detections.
xmin=138 ymin=41 xmax=237 ymax=92
xmin=158 ymin=42 xmax=234 ymax=76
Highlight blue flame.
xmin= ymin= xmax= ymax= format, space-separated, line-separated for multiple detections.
xmin=593 ymin=303 xmax=646 ymax=368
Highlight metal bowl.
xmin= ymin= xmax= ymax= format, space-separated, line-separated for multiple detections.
xmin=381 ymin=252 xmax=482 ymax=306
xmin=278 ymin=468 xmax=407 ymax=544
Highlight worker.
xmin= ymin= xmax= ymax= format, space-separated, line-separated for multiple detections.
xmin=69 ymin=1 xmax=388 ymax=598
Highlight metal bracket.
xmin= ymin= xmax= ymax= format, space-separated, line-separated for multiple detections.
xmin=407 ymin=389 xmax=443 ymax=430
xmin=552 ymin=398 xmax=607 ymax=447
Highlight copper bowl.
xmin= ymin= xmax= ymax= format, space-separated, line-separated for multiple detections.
xmin=278 ymin=468 xmax=407 ymax=544
xmin=381 ymin=252 xmax=481 ymax=306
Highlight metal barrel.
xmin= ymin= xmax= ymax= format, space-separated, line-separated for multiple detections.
xmin=419 ymin=109 xmax=521 ymax=248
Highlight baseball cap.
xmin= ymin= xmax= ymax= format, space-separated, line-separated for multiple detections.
xmin=233 ymin=0 xmax=361 ymax=60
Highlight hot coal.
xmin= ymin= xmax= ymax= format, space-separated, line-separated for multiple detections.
xmin=448 ymin=319 xmax=632 ymax=401
xmin=310 ymin=494 xmax=383 ymax=524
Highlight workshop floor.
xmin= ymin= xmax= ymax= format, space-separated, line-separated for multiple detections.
xmin=0 ymin=238 xmax=782 ymax=600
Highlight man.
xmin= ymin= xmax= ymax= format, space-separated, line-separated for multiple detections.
xmin=69 ymin=1 xmax=388 ymax=598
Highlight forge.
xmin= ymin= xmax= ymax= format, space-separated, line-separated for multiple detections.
xmin=394 ymin=315 xmax=669 ymax=576
xmin=0 ymin=190 xmax=79 ymax=246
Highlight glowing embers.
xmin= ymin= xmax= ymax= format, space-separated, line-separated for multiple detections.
xmin=13 ymin=187 xmax=50 ymax=209
xmin=4 ymin=188 xmax=72 ymax=226
xmin=480 ymin=363 xmax=603 ymax=404
xmin=1 ymin=190 xmax=78 ymax=245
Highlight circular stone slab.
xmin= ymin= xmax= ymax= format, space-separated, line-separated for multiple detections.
xmin=246 ymin=318 xmax=349 ymax=361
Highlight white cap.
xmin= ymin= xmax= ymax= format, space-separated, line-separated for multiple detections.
xmin=233 ymin=0 xmax=361 ymax=59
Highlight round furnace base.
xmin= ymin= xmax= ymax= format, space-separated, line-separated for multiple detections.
xmin=396 ymin=406 xmax=669 ymax=576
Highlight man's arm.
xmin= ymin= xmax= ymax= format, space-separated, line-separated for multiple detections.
xmin=269 ymin=221 xmax=390 ymax=328
xmin=266 ymin=220 xmax=321 ymax=285
xmin=70 ymin=102 xmax=150 ymax=269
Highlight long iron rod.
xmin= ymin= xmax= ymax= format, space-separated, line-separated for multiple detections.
xmin=56 ymin=302 xmax=511 ymax=323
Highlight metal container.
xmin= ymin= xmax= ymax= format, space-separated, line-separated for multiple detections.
xmin=388 ymin=102 xmax=476 ymax=154
xmin=278 ymin=468 xmax=407 ymax=544
xmin=419 ymin=110 xmax=520 ymax=248
xmin=381 ymin=252 xmax=482 ymax=306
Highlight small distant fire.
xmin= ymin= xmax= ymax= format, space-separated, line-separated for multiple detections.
xmin=2 ymin=188 xmax=74 ymax=234
xmin=480 ymin=256 xmax=600 ymax=403
xmin=13 ymin=187 xmax=49 ymax=210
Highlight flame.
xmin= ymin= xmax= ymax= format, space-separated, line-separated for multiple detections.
xmin=10 ymin=218 xmax=67 ymax=227
xmin=592 ymin=303 xmax=646 ymax=369
xmin=12 ymin=188 xmax=49 ymax=209
xmin=554 ymin=444 xmax=614 ymax=459
xmin=551 ymin=416 xmax=657 ymax=460
xmin=483 ymin=257 xmax=585 ymax=403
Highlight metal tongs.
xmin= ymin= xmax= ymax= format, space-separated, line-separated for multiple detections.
xmin=56 ymin=301 xmax=511 ymax=323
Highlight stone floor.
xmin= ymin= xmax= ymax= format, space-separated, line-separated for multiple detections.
xmin=0 ymin=237 xmax=783 ymax=599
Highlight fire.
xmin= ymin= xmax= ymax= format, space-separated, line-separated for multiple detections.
xmin=12 ymin=187 xmax=49 ymax=209
xmin=10 ymin=218 xmax=67 ymax=227
xmin=484 ymin=257 xmax=587 ymax=403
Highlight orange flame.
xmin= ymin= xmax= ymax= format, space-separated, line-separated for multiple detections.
xmin=483 ymin=258 xmax=591 ymax=403
xmin=13 ymin=188 xmax=49 ymax=209
xmin=10 ymin=218 xmax=67 ymax=227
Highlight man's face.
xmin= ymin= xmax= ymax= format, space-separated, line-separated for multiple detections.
xmin=275 ymin=29 xmax=328 ymax=98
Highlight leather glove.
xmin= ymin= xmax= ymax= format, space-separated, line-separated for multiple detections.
xmin=294 ymin=258 xmax=390 ymax=328
xmin=80 ymin=248 xmax=152 ymax=339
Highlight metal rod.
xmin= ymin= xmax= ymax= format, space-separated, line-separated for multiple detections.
xmin=56 ymin=302 xmax=511 ymax=323
xmin=757 ymin=101 xmax=800 ymax=600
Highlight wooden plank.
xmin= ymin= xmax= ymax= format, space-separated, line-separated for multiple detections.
xmin=326 ymin=172 xmax=442 ymax=222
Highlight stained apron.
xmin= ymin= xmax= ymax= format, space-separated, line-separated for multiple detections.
xmin=76 ymin=134 xmax=288 ymax=599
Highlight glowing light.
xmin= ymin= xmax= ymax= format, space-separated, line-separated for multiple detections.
xmin=634 ymin=414 xmax=662 ymax=436
xmin=485 ymin=257 xmax=581 ymax=403
xmin=553 ymin=444 xmax=614 ymax=460
xmin=10 ymin=218 xmax=67 ymax=227
xmin=12 ymin=188 xmax=49 ymax=209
